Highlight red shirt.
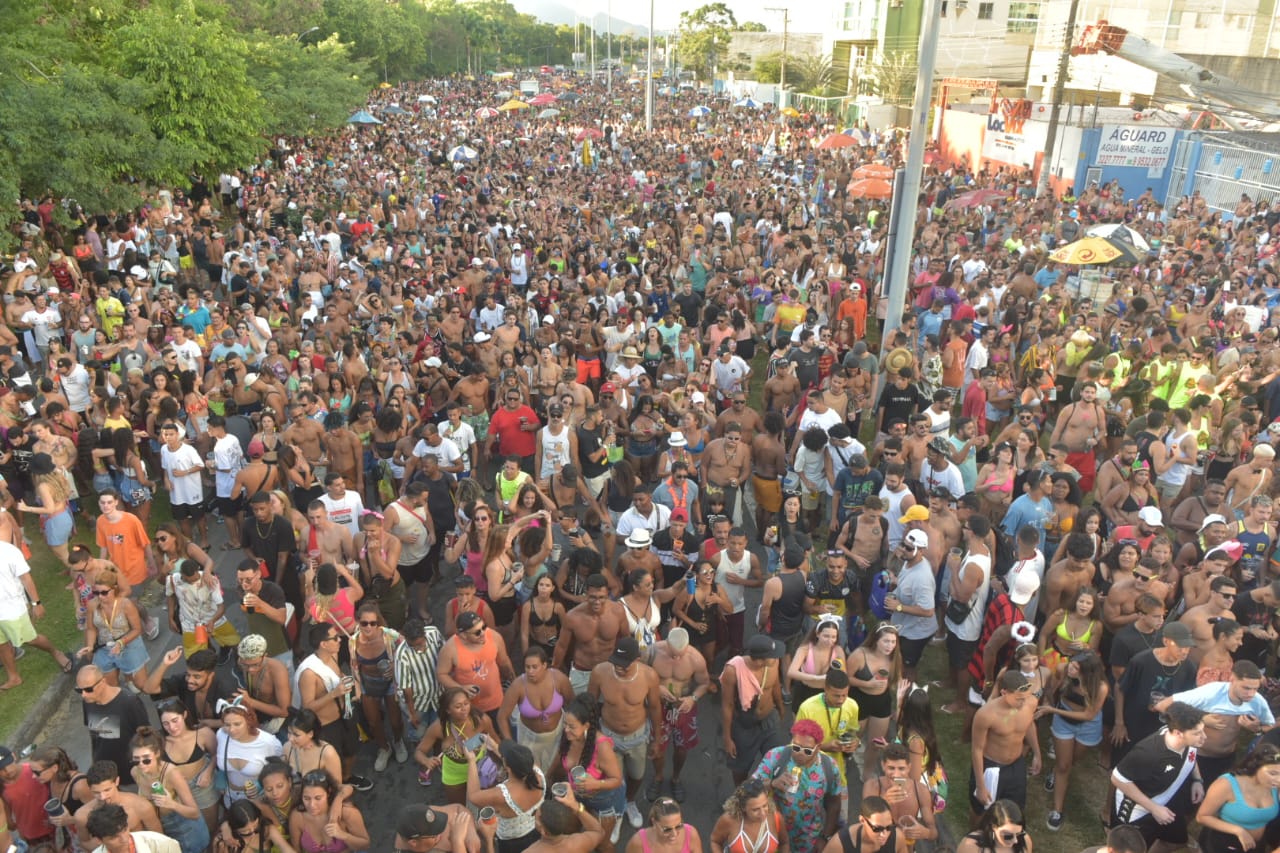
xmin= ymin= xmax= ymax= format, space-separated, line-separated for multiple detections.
xmin=489 ymin=405 xmax=539 ymax=458
xmin=1 ymin=763 xmax=53 ymax=840
xmin=962 ymin=382 xmax=988 ymax=435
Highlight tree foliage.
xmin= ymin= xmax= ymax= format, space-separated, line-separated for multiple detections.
xmin=678 ymin=3 xmax=739 ymax=79
xmin=790 ymin=54 xmax=841 ymax=97
xmin=739 ymin=21 xmax=768 ymax=32
xmin=863 ymin=50 xmax=916 ymax=104
xmin=0 ymin=0 xmax=592 ymax=243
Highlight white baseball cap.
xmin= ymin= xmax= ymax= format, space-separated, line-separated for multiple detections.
xmin=903 ymin=529 xmax=929 ymax=550
xmin=1008 ymin=569 xmax=1042 ymax=606
xmin=1138 ymin=506 xmax=1164 ymax=527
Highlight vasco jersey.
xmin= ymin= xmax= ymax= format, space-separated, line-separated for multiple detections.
xmin=1112 ymin=730 xmax=1197 ymax=823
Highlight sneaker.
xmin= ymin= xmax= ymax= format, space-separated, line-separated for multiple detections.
xmin=1044 ymin=770 xmax=1055 ymax=792
xmin=625 ymin=802 xmax=643 ymax=828
xmin=348 ymin=775 xmax=374 ymax=792
xmin=610 ymin=816 xmax=622 ymax=844
xmin=417 ymin=769 xmax=432 ymax=787
xmin=394 ymin=739 xmax=409 ymax=764
xmin=1046 ymin=811 xmax=1064 ymax=831
xmin=374 ymin=748 xmax=391 ymax=772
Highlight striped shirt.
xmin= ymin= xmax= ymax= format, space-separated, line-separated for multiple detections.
xmin=394 ymin=626 xmax=443 ymax=714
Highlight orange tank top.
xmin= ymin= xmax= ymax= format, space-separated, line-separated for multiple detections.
xmin=452 ymin=630 xmax=503 ymax=712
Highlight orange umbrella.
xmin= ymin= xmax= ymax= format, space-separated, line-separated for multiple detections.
xmin=854 ymin=163 xmax=894 ymax=180
xmin=816 ymin=133 xmax=858 ymax=150
xmin=847 ymin=178 xmax=893 ymax=199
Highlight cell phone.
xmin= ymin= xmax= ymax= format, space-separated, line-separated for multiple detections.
xmin=464 ymin=733 xmax=486 ymax=752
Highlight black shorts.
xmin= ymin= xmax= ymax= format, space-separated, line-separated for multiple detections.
xmin=969 ymin=754 xmax=1027 ymax=814
xmin=216 ymin=495 xmax=243 ymax=517
xmin=946 ymin=631 xmax=978 ymax=670
xmin=170 ymin=501 xmax=206 ymax=521
xmin=398 ymin=542 xmax=440 ymax=586
xmin=899 ymin=635 xmax=930 ymax=668
xmin=318 ymin=715 xmax=359 ymax=759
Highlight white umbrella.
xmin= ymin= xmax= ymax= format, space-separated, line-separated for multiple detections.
xmin=1087 ymin=223 xmax=1151 ymax=252
xmin=734 ymin=97 xmax=761 ymax=109
xmin=538 ymin=108 xmax=561 ymax=119
xmin=688 ymin=105 xmax=712 ymax=117
xmin=448 ymin=145 xmax=478 ymax=163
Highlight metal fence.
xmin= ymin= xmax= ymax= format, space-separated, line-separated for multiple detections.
xmin=1165 ymin=133 xmax=1280 ymax=216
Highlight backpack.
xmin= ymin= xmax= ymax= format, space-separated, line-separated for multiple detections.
xmin=868 ymin=570 xmax=893 ymax=620
xmin=991 ymin=527 xmax=1017 ymax=579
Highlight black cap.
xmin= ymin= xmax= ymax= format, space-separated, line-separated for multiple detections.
xmin=397 ymin=805 xmax=448 ymax=839
xmin=746 ymin=635 xmax=784 ymax=659
xmin=609 ymin=637 xmax=640 ymax=667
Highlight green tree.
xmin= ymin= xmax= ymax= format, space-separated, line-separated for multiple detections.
xmin=739 ymin=21 xmax=768 ymax=32
xmin=753 ymin=52 xmax=782 ymax=83
xmin=247 ymin=36 xmax=372 ymax=136
xmin=677 ymin=2 xmax=738 ymax=79
xmin=863 ymin=50 xmax=915 ymax=104
xmin=790 ymin=54 xmax=840 ymax=96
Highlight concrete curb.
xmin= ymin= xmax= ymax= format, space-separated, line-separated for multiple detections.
xmin=10 ymin=670 xmax=73 ymax=748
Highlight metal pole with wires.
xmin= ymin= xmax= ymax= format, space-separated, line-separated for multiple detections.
xmin=878 ymin=0 xmax=942 ymax=362
xmin=1037 ymin=0 xmax=1082 ymax=198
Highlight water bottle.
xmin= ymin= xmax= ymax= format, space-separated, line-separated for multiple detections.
xmin=685 ymin=571 xmax=697 ymax=596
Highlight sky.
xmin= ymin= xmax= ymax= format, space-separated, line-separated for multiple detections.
xmin=511 ymin=0 xmax=832 ymax=36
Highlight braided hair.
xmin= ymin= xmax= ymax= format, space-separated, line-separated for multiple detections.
xmin=558 ymin=694 xmax=600 ymax=776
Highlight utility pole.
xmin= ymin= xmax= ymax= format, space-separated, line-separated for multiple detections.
xmin=879 ymin=0 xmax=943 ymax=359
xmin=590 ymin=18 xmax=596 ymax=84
xmin=645 ymin=0 xmax=655 ymax=131
xmin=1037 ymin=0 xmax=1082 ymax=198
xmin=765 ymin=7 xmax=790 ymax=104
xmin=607 ymin=0 xmax=613 ymax=95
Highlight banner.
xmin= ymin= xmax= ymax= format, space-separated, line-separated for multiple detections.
xmin=1097 ymin=125 xmax=1174 ymax=177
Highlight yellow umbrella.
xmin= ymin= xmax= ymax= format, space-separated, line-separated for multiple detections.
xmin=498 ymin=99 xmax=530 ymax=111
xmin=780 ymin=106 xmax=801 ymax=118
xmin=378 ymin=82 xmax=392 ymax=89
xmin=1049 ymin=237 xmax=1124 ymax=265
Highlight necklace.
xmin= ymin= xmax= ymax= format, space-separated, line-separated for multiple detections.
xmin=255 ymin=519 xmax=272 ymax=538
xmin=614 ymin=666 xmax=639 ymax=683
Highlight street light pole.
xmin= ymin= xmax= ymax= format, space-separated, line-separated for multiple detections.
xmin=607 ymin=0 xmax=613 ymax=95
xmin=765 ymin=7 xmax=790 ymax=104
xmin=645 ymin=0 xmax=655 ymax=131
xmin=1036 ymin=0 xmax=1082 ymax=198
xmin=296 ymin=26 xmax=321 ymax=43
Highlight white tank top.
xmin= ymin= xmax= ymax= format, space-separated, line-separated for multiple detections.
xmin=538 ymin=425 xmax=572 ymax=479
xmin=880 ymin=485 xmax=911 ymax=549
xmin=946 ymin=551 xmax=991 ymax=642
xmin=716 ymin=550 xmax=752 ymax=614
xmin=1163 ymin=429 xmax=1192 ymax=487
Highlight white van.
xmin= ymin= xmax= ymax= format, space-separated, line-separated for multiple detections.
xmin=519 ymin=79 xmax=539 ymax=97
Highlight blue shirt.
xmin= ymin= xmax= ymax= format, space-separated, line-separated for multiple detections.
xmin=1170 ymin=681 xmax=1276 ymax=725
xmin=1002 ymin=494 xmax=1053 ymax=552
xmin=1034 ymin=268 xmax=1060 ymax=290
xmin=180 ymin=305 xmax=211 ymax=334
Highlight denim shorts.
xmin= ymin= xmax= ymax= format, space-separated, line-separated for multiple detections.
xmin=1051 ymin=707 xmax=1103 ymax=747
xmin=94 ymin=637 xmax=150 ymax=675
xmin=44 ymin=507 xmax=74 ymax=547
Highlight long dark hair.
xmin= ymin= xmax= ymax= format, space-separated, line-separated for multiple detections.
xmin=897 ymin=686 xmax=942 ymax=778
xmin=226 ymin=798 xmax=269 ymax=851
xmin=558 ymin=695 xmax=600 ymax=777
xmin=975 ymin=800 xmax=1029 ymax=853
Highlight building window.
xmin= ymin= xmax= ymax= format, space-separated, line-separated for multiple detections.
xmin=941 ymin=0 xmax=948 ymax=15
xmin=978 ymin=2 xmax=994 ymax=18
xmin=1007 ymin=0 xmax=1039 ymax=32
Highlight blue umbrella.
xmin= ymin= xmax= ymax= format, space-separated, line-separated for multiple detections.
xmin=734 ymin=97 xmax=761 ymax=109
xmin=383 ymin=105 xmax=411 ymax=116
xmin=347 ymin=110 xmax=382 ymax=125
xmin=448 ymin=145 xmax=478 ymax=163
xmin=688 ymin=105 xmax=712 ymax=117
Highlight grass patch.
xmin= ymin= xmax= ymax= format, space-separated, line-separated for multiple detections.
xmin=0 ymin=494 xmax=173 ymax=743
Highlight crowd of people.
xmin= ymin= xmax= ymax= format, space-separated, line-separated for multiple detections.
xmin=1 ymin=65 xmax=1280 ymax=853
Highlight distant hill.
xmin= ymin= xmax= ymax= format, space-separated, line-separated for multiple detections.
xmin=510 ymin=0 xmax=652 ymax=35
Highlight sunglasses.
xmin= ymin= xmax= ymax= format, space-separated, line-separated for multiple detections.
xmin=790 ymin=743 xmax=817 ymax=756
xmin=302 ymin=770 xmax=330 ymax=786
xmin=235 ymin=827 xmax=259 ymax=839
xmin=93 ymin=589 xmax=113 ymax=597
xmin=997 ymin=830 xmax=1026 ymax=845
xmin=864 ymin=820 xmax=895 ymax=834
xmin=131 ymin=757 xmax=155 ymax=766
xmin=359 ymin=620 xmax=380 ymax=627
xmin=75 ymin=679 xmax=104 ymax=694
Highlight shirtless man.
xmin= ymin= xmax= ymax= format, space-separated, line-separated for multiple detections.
xmin=493 ymin=311 xmax=523 ymax=353
xmin=1224 ymin=445 xmax=1274 ymax=518
xmin=713 ymin=394 xmax=765 ymax=442
xmin=231 ymin=634 xmax=293 ymax=733
xmin=28 ymin=419 xmax=77 ymax=472
xmin=901 ymin=416 xmax=932 ymax=482
xmin=1094 ymin=440 xmax=1138 ymax=506
xmin=553 ymin=574 xmax=629 ymax=694
xmin=1105 ymin=558 xmax=1172 ymax=630
xmin=1170 ymin=480 xmax=1227 ymax=548
xmin=721 ymin=634 xmax=787 ymax=785
xmin=322 ymin=412 xmax=364 ymax=496
xmin=649 ymin=628 xmax=710 ymax=798
xmin=556 ymin=370 xmax=595 ymax=424
xmin=763 ymin=359 xmax=801 ymax=416
xmin=283 ymin=403 xmax=325 ymax=464
xmin=862 ymin=744 xmax=939 ymax=846
xmin=74 ymin=761 xmax=162 ymax=849
xmin=1181 ymin=543 xmax=1239 ymax=609
xmin=927 ymin=491 xmax=962 ymax=555
xmin=302 ymin=499 xmax=355 ymax=574
xmin=836 ymin=497 xmax=887 ymax=595
xmin=1040 ymin=534 xmax=1097 ymax=621
xmin=1049 ymin=380 xmax=1106 ymax=493
xmin=701 ymin=423 xmax=751 ymax=527
xmin=1179 ymin=574 xmax=1238 ymax=653
xmin=751 ymin=412 xmax=788 ymax=535
xmin=448 ymin=366 xmax=492 ymax=479
xmin=970 ymin=670 xmax=1041 ymax=817
xmin=588 ymin=637 xmax=663 ymax=825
